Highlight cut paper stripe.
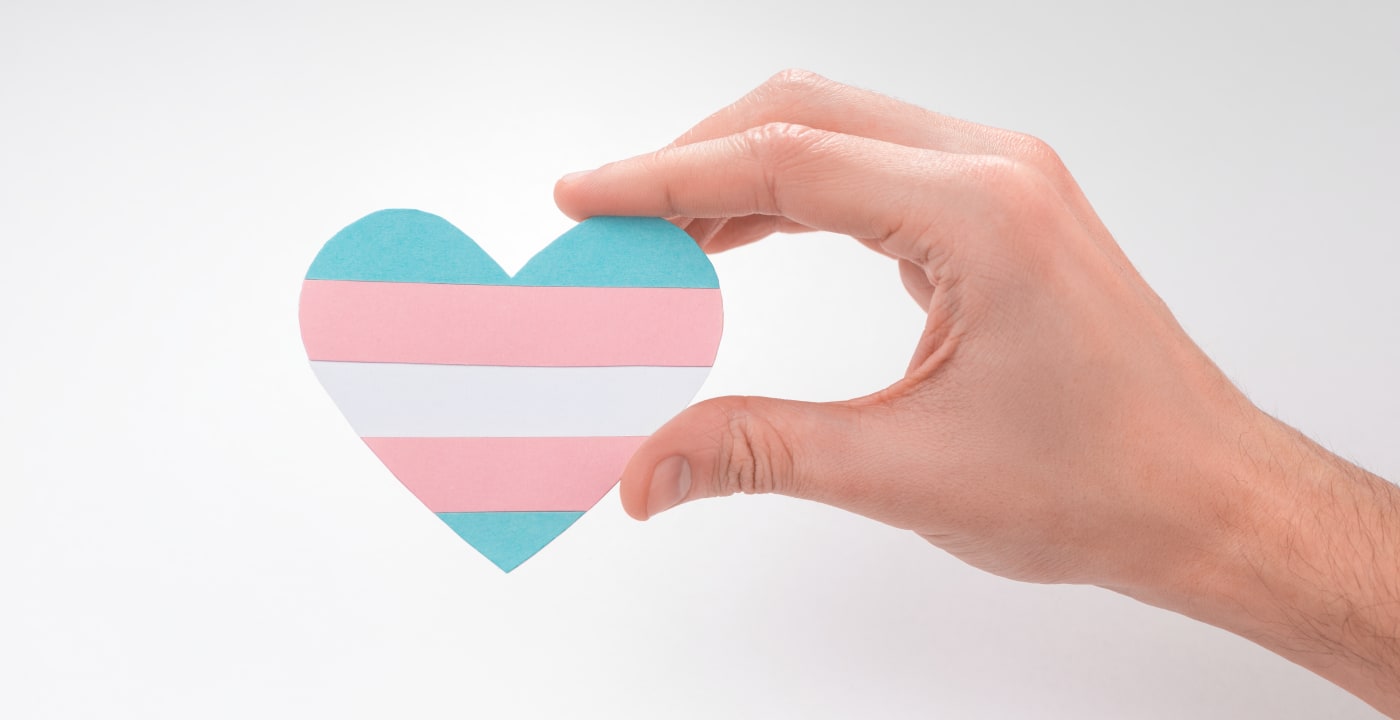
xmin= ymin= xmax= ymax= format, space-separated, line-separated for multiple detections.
xmin=437 ymin=511 xmax=585 ymax=572
xmin=307 ymin=211 xmax=719 ymax=288
xmin=300 ymin=281 xmax=722 ymax=367
xmin=513 ymin=216 xmax=719 ymax=288
xmin=363 ymin=436 xmax=644 ymax=512
xmin=301 ymin=210 xmax=724 ymax=571
xmin=306 ymin=209 xmax=510 ymax=286
xmin=310 ymin=362 xmax=710 ymax=437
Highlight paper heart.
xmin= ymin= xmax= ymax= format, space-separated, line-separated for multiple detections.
xmin=299 ymin=210 xmax=722 ymax=571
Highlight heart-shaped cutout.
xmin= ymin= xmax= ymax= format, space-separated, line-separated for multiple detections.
xmin=300 ymin=210 xmax=722 ymax=571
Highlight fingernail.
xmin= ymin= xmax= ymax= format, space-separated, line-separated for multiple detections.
xmin=560 ymin=169 xmax=593 ymax=183
xmin=647 ymin=456 xmax=691 ymax=517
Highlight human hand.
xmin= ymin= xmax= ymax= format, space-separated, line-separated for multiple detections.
xmin=555 ymin=71 xmax=1400 ymax=714
xmin=557 ymin=70 xmax=1255 ymax=588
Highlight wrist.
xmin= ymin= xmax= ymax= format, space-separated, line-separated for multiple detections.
xmin=1120 ymin=411 xmax=1400 ymax=715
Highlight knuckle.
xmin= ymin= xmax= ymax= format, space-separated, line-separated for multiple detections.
xmin=762 ymin=68 xmax=828 ymax=96
xmin=714 ymin=404 xmax=788 ymax=497
xmin=971 ymin=155 xmax=1049 ymax=205
xmin=1002 ymin=132 xmax=1068 ymax=179
xmin=742 ymin=121 xmax=827 ymax=165
xmin=961 ymin=155 xmax=1064 ymax=238
xmin=738 ymin=122 xmax=830 ymax=212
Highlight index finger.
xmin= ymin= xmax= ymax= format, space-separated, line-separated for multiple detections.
xmin=554 ymin=122 xmax=1001 ymax=266
xmin=672 ymin=69 xmax=990 ymax=155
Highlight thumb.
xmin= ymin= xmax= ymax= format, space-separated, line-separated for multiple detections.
xmin=620 ymin=395 xmax=902 ymax=520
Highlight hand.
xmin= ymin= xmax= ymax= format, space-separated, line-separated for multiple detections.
xmin=554 ymin=70 xmax=1400 ymax=714
xmin=558 ymin=69 xmax=1255 ymax=586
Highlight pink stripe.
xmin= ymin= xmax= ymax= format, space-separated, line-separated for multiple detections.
xmin=363 ymin=436 xmax=644 ymax=512
xmin=300 ymin=280 xmax=722 ymax=367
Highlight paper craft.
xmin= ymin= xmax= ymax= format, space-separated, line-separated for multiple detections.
xmin=299 ymin=210 xmax=722 ymax=571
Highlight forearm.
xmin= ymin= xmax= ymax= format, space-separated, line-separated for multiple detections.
xmin=1130 ymin=415 xmax=1400 ymax=716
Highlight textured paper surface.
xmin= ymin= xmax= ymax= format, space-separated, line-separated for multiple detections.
xmin=299 ymin=210 xmax=722 ymax=571
xmin=301 ymin=281 xmax=722 ymax=366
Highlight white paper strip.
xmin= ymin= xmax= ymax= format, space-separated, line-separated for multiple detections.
xmin=310 ymin=361 xmax=711 ymax=438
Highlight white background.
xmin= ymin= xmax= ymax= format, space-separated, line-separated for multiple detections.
xmin=2 ymin=1 xmax=1397 ymax=717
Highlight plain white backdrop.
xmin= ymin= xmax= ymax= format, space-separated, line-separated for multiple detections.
xmin=2 ymin=1 xmax=1396 ymax=717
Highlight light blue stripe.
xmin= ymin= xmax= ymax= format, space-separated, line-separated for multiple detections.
xmin=437 ymin=511 xmax=585 ymax=572
xmin=306 ymin=210 xmax=718 ymax=288
xmin=513 ymin=216 xmax=719 ymax=288
xmin=306 ymin=209 xmax=510 ymax=285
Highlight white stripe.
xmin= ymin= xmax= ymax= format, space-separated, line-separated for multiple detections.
xmin=310 ymin=361 xmax=712 ymax=437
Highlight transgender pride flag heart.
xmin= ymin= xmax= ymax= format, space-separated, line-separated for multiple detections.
xmin=299 ymin=210 xmax=722 ymax=571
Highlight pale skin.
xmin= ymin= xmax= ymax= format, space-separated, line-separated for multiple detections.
xmin=554 ymin=70 xmax=1400 ymax=716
